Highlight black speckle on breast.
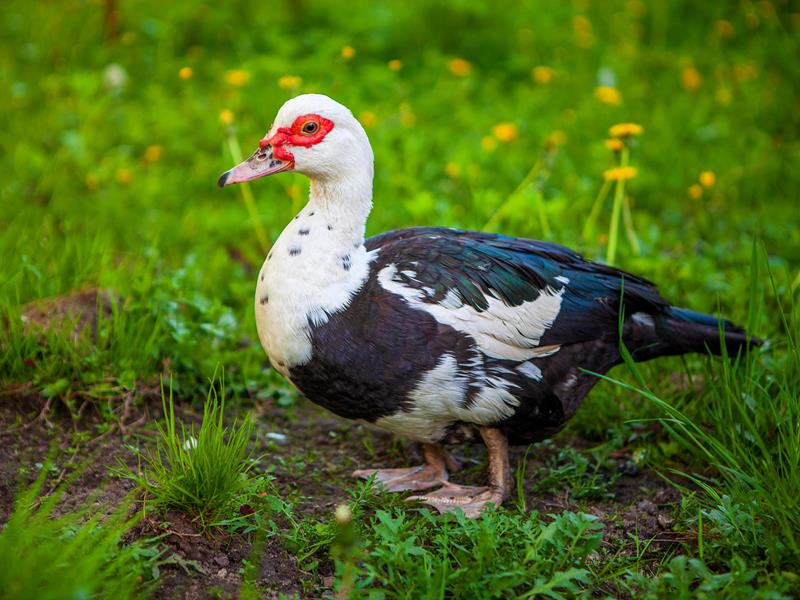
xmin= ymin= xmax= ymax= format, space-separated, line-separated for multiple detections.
xmin=308 ymin=211 xmax=315 ymax=216
xmin=259 ymin=294 xmax=269 ymax=305
xmin=340 ymin=254 xmax=352 ymax=271
xmin=327 ymin=224 xmax=333 ymax=231
xmin=289 ymin=247 xmax=302 ymax=256
xmin=299 ymin=228 xmax=310 ymax=236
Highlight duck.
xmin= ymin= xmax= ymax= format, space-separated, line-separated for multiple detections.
xmin=218 ymin=94 xmax=758 ymax=517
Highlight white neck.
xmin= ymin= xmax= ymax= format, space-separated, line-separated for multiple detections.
xmin=254 ymin=163 xmax=376 ymax=374
xmin=305 ymin=162 xmax=374 ymax=248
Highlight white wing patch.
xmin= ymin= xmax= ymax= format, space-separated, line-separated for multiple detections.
xmin=375 ymin=353 xmax=520 ymax=442
xmin=378 ymin=263 xmax=564 ymax=361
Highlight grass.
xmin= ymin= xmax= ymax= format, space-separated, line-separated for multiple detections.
xmin=124 ymin=374 xmax=260 ymax=527
xmin=1 ymin=0 xmax=798 ymax=597
xmin=0 ymin=460 xmax=155 ymax=600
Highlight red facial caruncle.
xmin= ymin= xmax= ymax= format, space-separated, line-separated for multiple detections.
xmin=259 ymin=114 xmax=335 ymax=163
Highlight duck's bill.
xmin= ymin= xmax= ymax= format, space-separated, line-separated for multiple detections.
xmin=217 ymin=145 xmax=292 ymax=187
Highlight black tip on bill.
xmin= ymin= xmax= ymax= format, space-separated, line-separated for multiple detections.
xmin=217 ymin=171 xmax=230 ymax=188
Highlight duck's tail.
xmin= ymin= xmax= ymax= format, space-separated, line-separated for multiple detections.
xmin=626 ymin=307 xmax=762 ymax=361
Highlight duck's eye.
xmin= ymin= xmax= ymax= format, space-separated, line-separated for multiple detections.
xmin=302 ymin=121 xmax=319 ymax=135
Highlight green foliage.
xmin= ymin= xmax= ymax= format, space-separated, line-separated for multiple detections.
xmin=621 ymin=555 xmax=791 ymax=600
xmin=0 ymin=0 xmax=798 ymax=596
xmin=604 ymin=250 xmax=800 ymax=585
xmin=124 ymin=375 xmax=259 ymax=526
xmin=0 ymin=463 xmax=154 ymax=600
xmin=347 ymin=509 xmax=603 ymax=599
xmin=531 ymin=446 xmax=620 ymax=501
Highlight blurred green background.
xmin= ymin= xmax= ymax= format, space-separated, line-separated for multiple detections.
xmin=1 ymin=2 xmax=800 ymax=595
xmin=1 ymin=0 xmax=798 ymax=393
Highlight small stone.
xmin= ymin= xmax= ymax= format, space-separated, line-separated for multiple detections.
xmin=214 ymin=555 xmax=230 ymax=568
xmin=657 ymin=514 xmax=674 ymax=529
xmin=217 ymin=568 xmax=227 ymax=578
xmin=636 ymin=499 xmax=658 ymax=515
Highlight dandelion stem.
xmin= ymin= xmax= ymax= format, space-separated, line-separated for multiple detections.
xmin=482 ymin=158 xmax=542 ymax=232
xmin=622 ymin=194 xmax=640 ymax=255
xmin=226 ymin=133 xmax=270 ymax=254
xmin=582 ymin=179 xmax=612 ymax=242
xmin=533 ymin=189 xmax=551 ymax=237
xmin=482 ymin=143 xmax=560 ymax=235
xmin=606 ymin=147 xmax=629 ymax=264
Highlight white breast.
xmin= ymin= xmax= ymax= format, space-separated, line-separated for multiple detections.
xmin=254 ymin=211 xmax=372 ymax=376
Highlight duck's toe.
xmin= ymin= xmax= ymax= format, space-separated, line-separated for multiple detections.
xmin=408 ymin=482 xmax=503 ymax=517
xmin=352 ymin=464 xmax=448 ymax=492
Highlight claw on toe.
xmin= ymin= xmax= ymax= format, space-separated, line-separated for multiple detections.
xmin=409 ymin=483 xmax=504 ymax=518
xmin=351 ymin=465 xmax=447 ymax=492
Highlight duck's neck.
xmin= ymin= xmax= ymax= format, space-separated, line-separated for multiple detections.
xmin=256 ymin=166 xmax=375 ymax=372
xmin=303 ymin=166 xmax=373 ymax=249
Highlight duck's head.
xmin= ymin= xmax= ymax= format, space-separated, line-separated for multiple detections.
xmin=217 ymin=94 xmax=372 ymax=187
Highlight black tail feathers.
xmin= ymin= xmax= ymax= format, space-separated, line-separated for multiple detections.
xmin=654 ymin=307 xmax=762 ymax=357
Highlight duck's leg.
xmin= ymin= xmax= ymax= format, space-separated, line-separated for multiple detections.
xmin=409 ymin=427 xmax=511 ymax=518
xmin=351 ymin=443 xmax=457 ymax=492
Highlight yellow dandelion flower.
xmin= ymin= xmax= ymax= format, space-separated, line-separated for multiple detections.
xmin=399 ymin=103 xmax=416 ymax=128
xmin=225 ymin=69 xmax=250 ymax=87
xmin=492 ymin=122 xmax=519 ymax=143
xmin=609 ymin=123 xmax=643 ymax=138
xmin=143 ymin=145 xmax=163 ymax=163
xmin=681 ymin=66 xmax=702 ymax=91
xmin=388 ymin=59 xmax=402 ymax=72
xmin=278 ymin=75 xmax=302 ymax=90
xmin=628 ymin=0 xmax=646 ymax=17
xmin=546 ymin=130 xmax=567 ymax=148
xmin=603 ymin=166 xmax=637 ymax=182
xmin=359 ymin=111 xmax=376 ymax=128
xmin=714 ymin=19 xmax=735 ymax=39
xmin=532 ymin=66 xmax=554 ymax=84
xmin=699 ymin=171 xmax=716 ymax=187
xmin=572 ymin=15 xmax=595 ymax=48
xmin=448 ymin=58 xmax=472 ymax=77
xmin=445 ymin=163 xmax=461 ymax=179
xmin=341 ymin=46 xmax=356 ymax=60
xmin=481 ymin=136 xmax=498 ymax=152
xmin=715 ymin=87 xmax=732 ymax=106
xmin=84 ymin=174 xmax=99 ymax=190
xmin=219 ymin=109 xmax=235 ymax=125
xmin=116 ymin=168 xmax=132 ymax=185
xmin=733 ymin=63 xmax=758 ymax=82
xmin=178 ymin=66 xmax=193 ymax=80
xmin=688 ymin=184 xmax=703 ymax=200
xmin=595 ymin=86 xmax=622 ymax=106
xmin=605 ymin=138 xmax=624 ymax=152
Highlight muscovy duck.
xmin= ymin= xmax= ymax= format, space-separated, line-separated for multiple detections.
xmin=218 ymin=94 xmax=758 ymax=517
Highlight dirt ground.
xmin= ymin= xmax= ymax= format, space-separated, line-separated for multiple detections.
xmin=0 ymin=389 xmax=687 ymax=599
